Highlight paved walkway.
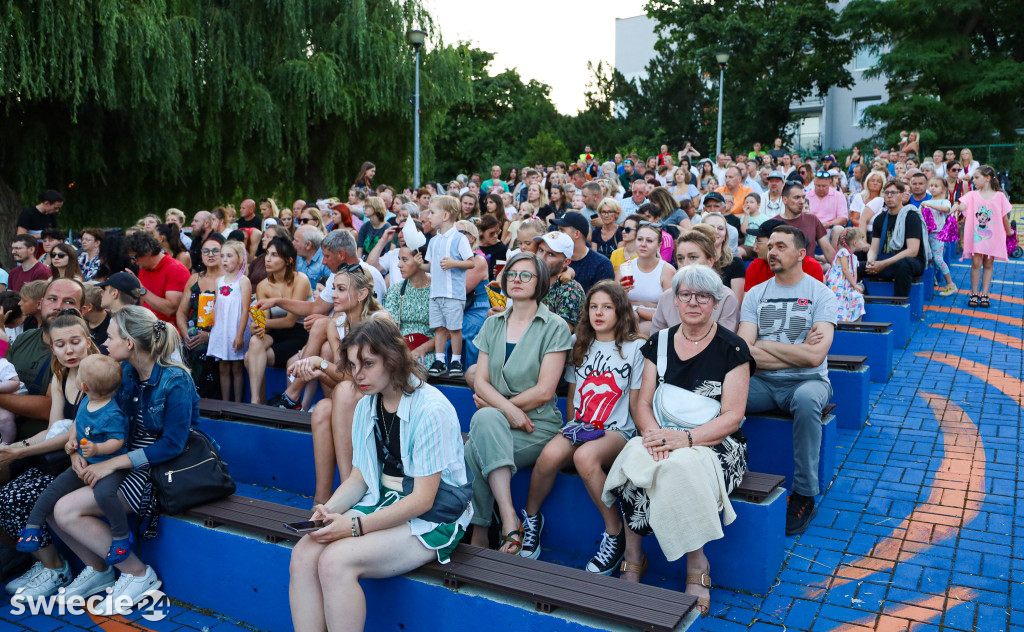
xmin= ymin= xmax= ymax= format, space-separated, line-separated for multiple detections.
xmin=0 ymin=260 xmax=1021 ymax=632
xmin=700 ymin=260 xmax=1024 ymax=632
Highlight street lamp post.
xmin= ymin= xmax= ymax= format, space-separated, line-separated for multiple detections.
xmin=405 ymin=29 xmax=427 ymax=190
xmin=714 ymin=50 xmax=730 ymax=160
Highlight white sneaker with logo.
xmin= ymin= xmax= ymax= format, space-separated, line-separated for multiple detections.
xmin=17 ymin=560 xmax=71 ymax=597
xmin=4 ymin=561 xmax=45 ymax=595
xmin=92 ymin=565 xmax=161 ymax=616
xmin=62 ymin=565 xmax=117 ymax=600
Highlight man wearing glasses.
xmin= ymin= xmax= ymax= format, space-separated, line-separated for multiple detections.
xmin=864 ymin=179 xmax=928 ymax=297
xmin=123 ymin=232 xmax=190 ymax=323
xmin=739 ymin=224 xmax=836 ymax=536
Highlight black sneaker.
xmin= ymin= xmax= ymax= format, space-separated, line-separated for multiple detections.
xmin=586 ymin=529 xmax=625 ymax=575
xmin=268 ymin=392 xmax=301 ymax=411
xmin=786 ymin=493 xmax=818 ymax=536
xmin=448 ymin=360 xmax=464 ymax=379
xmin=428 ymin=361 xmax=447 ymax=377
xmin=518 ymin=510 xmax=544 ymax=560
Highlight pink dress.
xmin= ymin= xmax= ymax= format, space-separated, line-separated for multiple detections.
xmin=960 ymin=190 xmax=1011 ymax=261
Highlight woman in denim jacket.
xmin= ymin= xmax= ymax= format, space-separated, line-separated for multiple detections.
xmin=51 ymin=306 xmax=199 ymax=615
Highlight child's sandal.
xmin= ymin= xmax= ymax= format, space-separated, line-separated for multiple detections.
xmin=16 ymin=527 xmax=44 ymax=553
xmin=968 ymin=293 xmax=979 ymax=308
xmin=979 ymin=294 xmax=990 ymax=308
xmin=105 ymin=532 xmax=134 ymax=565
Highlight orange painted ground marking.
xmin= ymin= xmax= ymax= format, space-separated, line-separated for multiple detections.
xmin=88 ymin=612 xmax=158 ymax=631
xmin=928 ymin=323 xmax=1024 ymax=351
xmin=955 ymin=288 xmax=1024 ymax=306
xmin=803 ymin=394 xmax=985 ymax=597
xmin=917 ymin=353 xmax=1024 ymax=407
xmin=822 ymin=586 xmax=976 ymax=632
xmin=924 ymin=305 xmax=1024 ymax=328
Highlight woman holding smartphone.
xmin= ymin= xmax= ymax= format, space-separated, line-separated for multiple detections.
xmin=288 ymin=318 xmax=471 ymax=632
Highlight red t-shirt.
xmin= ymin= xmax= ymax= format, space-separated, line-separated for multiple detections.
xmin=138 ymin=254 xmax=190 ymax=322
xmin=9 ymin=261 xmax=51 ymax=292
xmin=744 ymin=257 xmax=824 ymax=291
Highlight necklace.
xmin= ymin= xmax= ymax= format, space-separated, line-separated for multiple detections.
xmin=680 ymin=322 xmax=715 ymax=345
xmin=376 ymin=394 xmax=399 ymax=446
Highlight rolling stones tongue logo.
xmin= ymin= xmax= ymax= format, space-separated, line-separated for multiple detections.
xmin=577 ymin=372 xmax=622 ymax=430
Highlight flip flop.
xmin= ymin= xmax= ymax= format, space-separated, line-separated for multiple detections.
xmin=499 ymin=519 xmax=524 ymax=555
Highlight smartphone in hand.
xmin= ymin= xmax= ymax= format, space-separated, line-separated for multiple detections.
xmin=284 ymin=520 xmax=331 ymax=534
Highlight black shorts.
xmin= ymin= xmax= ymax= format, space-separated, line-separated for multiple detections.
xmin=269 ymin=324 xmax=308 ymax=367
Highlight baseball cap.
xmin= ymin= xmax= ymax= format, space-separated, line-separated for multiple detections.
xmin=767 ymin=170 xmax=785 ymax=180
xmin=748 ymin=218 xmax=787 ymax=238
xmin=97 ymin=272 xmax=144 ymax=298
xmin=550 ymin=211 xmax=591 ymax=238
xmin=533 ymin=231 xmax=575 ymax=258
xmin=703 ymin=192 xmax=726 ymax=205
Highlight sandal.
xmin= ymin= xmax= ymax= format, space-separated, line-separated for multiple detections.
xmin=979 ymin=294 xmax=990 ymax=308
xmin=619 ymin=555 xmax=648 ymax=582
xmin=968 ymin=293 xmax=979 ymax=308
xmin=685 ymin=568 xmax=712 ymax=616
xmin=499 ymin=519 xmax=524 ymax=555
xmin=105 ymin=532 xmax=134 ymax=565
xmin=16 ymin=526 xmax=44 ymax=553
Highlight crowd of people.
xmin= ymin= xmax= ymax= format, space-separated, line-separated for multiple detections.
xmin=0 ymin=140 xmax=1015 ymax=629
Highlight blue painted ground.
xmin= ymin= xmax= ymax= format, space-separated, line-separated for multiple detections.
xmin=1 ymin=257 xmax=1022 ymax=631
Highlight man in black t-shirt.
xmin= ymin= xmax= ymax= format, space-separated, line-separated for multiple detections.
xmin=236 ymin=199 xmax=262 ymax=230
xmin=17 ymin=190 xmax=63 ymax=236
xmin=551 ymin=211 xmax=614 ymax=294
xmin=865 ymin=180 xmax=927 ymax=297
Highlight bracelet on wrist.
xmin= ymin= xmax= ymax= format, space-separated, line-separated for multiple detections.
xmin=351 ymin=517 xmax=360 ymax=538
xmin=684 ymin=430 xmax=693 ymax=448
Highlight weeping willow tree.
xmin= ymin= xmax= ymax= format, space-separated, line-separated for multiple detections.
xmin=0 ymin=0 xmax=471 ymax=244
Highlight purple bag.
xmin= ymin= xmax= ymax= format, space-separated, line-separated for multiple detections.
xmin=562 ymin=423 xmax=605 ymax=445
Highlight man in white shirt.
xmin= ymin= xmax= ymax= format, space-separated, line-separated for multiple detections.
xmin=619 ymin=180 xmax=648 ymax=222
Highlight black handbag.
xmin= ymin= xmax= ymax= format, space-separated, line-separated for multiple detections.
xmin=150 ymin=429 xmax=236 ymax=515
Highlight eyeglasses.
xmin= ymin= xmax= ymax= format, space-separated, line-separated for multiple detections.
xmin=949 ymin=167 xmax=961 ymax=172
xmin=883 ymin=191 xmax=902 ymax=196
xmin=676 ymin=291 xmax=713 ymax=304
xmin=505 ymin=270 xmax=536 ymax=283
xmin=201 ymin=248 xmax=221 ymax=255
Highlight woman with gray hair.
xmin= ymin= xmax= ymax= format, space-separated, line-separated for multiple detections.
xmin=464 ymin=252 xmax=572 ymax=555
xmin=603 ymin=264 xmax=752 ymax=617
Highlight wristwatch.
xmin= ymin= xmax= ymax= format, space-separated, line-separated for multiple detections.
xmin=320 ymin=359 xmax=329 ymax=372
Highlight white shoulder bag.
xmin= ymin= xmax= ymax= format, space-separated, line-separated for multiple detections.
xmin=652 ymin=330 xmax=721 ymax=430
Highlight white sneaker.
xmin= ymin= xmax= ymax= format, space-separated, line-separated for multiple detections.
xmin=16 ymin=560 xmax=71 ymax=597
xmin=62 ymin=565 xmax=117 ymax=600
xmin=5 ymin=561 xmax=45 ymax=595
xmin=92 ymin=566 xmax=161 ymax=616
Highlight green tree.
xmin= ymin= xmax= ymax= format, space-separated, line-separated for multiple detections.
xmin=431 ymin=47 xmax=560 ymax=179
xmin=645 ymin=0 xmax=854 ymax=153
xmin=526 ymin=131 xmax=569 ymax=168
xmin=841 ymin=0 xmax=1024 ymax=146
xmin=0 ymin=0 xmax=471 ymax=252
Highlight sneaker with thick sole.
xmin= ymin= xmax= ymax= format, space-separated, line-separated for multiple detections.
xmin=4 ymin=561 xmax=45 ymax=595
xmin=92 ymin=566 xmax=161 ymax=616
xmin=62 ymin=565 xmax=117 ymax=601
xmin=938 ymin=285 xmax=958 ymax=297
xmin=428 ymin=361 xmax=447 ymax=377
xmin=447 ymin=360 xmax=464 ymax=379
xmin=586 ymin=529 xmax=625 ymax=575
xmin=17 ymin=560 xmax=71 ymax=598
xmin=268 ymin=392 xmax=302 ymax=410
xmin=518 ymin=510 xmax=544 ymax=560
xmin=786 ymin=493 xmax=818 ymax=536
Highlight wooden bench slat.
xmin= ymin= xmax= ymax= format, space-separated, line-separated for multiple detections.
xmin=827 ymin=354 xmax=868 ymax=371
xmin=836 ymin=321 xmax=891 ymax=333
xmin=863 ymin=295 xmax=909 ymax=304
xmin=200 ymin=399 xmax=312 ymax=429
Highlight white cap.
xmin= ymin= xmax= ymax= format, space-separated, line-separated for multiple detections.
xmin=533 ymin=231 xmax=574 ymax=258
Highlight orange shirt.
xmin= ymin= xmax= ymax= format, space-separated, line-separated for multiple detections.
xmin=715 ymin=185 xmax=754 ymax=215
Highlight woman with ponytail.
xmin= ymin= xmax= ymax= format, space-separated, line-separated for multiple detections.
xmin=51 ymin=306 xmax=200 ymax=614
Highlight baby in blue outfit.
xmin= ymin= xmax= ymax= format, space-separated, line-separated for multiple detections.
xmin=18 ymin=355 xmax=133 ymax=565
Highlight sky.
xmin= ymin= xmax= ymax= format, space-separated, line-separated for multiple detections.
xmin=423 ymin=0 xmax=650 ymax=114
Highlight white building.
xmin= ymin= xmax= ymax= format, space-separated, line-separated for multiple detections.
xmin=614 ymin=13 xmax=887 ymax=152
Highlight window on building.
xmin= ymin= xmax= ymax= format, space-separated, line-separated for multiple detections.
xmin=855 ymin=49 xmax=879 ymax=71
xmin=853 ymin=97 xmax=883 ymax=127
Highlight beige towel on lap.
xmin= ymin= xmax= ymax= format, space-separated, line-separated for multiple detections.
xmin=602 ymin=437 xmax=737 ymax=562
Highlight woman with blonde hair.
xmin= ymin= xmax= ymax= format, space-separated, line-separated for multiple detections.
xmin=695 ymin=215 xmax=745 ymax=304
xmin=848 ymin=170 xmax=885 ymax=235
xmin=297 ymin=206 xmax=327 ymax=236
xmin=592 ymin=198 xmax=624 ymax=258
xmin=259 ymin=198 xmax=280 ymax=231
